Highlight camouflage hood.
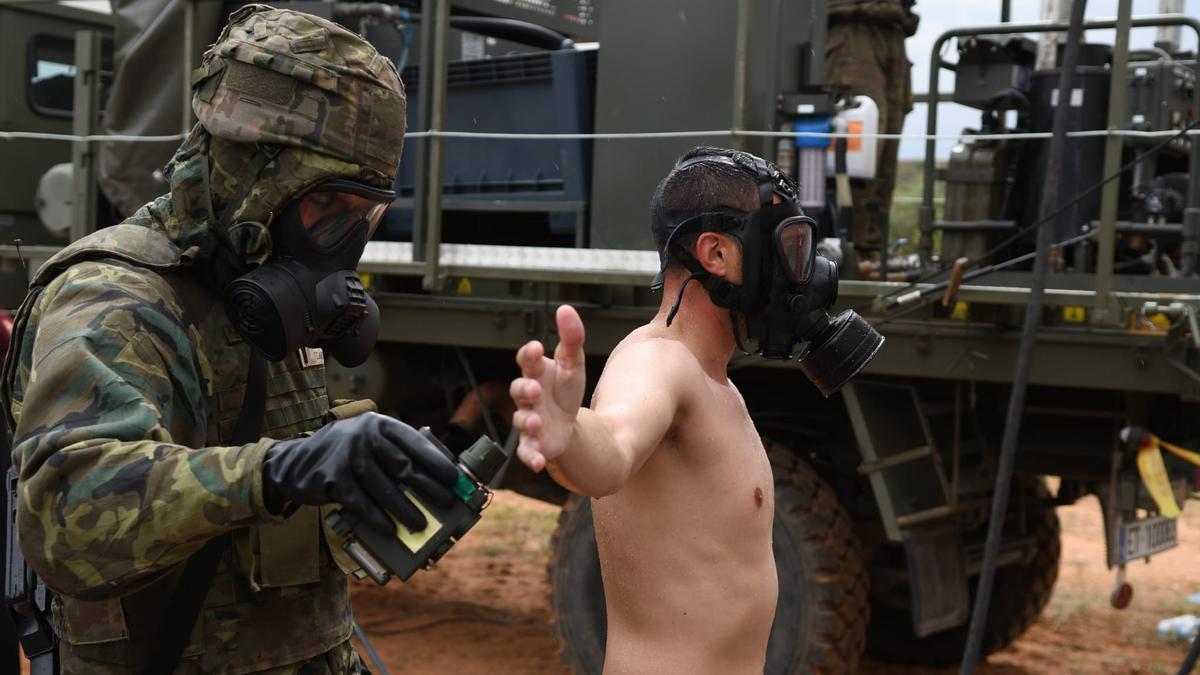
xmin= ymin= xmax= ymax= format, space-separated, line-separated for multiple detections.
xmin=125 ymin=127 xmax=390 ymax=290
xmin=123 ymin=4 xmax=406 ymax=290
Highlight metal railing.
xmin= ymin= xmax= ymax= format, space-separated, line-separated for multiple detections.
xmin=5 ymin=4 xmax=1200 ymax=317
xmin=917 ymin=14 xmax=1200 ymax=322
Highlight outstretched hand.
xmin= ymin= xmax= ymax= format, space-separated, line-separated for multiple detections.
xmin=510 ymin=305 xmax=586 ymax=472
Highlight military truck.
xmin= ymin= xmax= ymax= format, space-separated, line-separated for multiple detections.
xmin=2 ymin=1 xmax=1199 ymax=673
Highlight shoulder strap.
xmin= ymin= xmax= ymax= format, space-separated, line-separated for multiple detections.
xmin=142 ymin=350 xmax=268 ymax=675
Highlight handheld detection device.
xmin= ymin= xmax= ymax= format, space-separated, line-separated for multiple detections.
xmin=324 ymin=428 xmax=507 ymax=584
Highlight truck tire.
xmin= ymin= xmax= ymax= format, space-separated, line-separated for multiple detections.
xmin=865 ymin=480 xmax=1061 ymax=666
xmin=546 ymin=448 xmax=869 ymax=674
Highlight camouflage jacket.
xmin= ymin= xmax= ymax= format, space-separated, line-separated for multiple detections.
xmin=2 ymin=224 xmax=362 ymax=674
xmin=828 ymin=0 xmax=919 ymax=35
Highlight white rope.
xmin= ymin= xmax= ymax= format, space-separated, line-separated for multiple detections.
xmin=407 ymin=128 xmax=1199 ymax=141
xmin=403 ymin=129 xmax=736 ymax=140
xmin=3 ymin=128 xmax=1197 ymax=143
xmin=0 ymin=131 xmax=186 ymax=143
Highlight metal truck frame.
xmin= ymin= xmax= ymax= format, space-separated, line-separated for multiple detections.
xmin=2 ymin=1 xmax=1198 ymax=673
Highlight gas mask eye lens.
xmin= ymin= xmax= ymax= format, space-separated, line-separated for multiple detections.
xmin=775 ymin=216 xmax=816 ymax=285
xmin=297 ymin=180 xmax=395 ymax=250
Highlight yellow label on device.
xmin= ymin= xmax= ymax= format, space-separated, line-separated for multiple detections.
xmin=395 ymin=491 xmax=443 ymax=552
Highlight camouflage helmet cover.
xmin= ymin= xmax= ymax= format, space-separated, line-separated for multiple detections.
xmin=192 ymin=4 xmax=406 ymax=182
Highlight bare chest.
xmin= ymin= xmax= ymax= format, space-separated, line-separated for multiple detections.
xmin=653 ymin=381 xmax=774 ymax=519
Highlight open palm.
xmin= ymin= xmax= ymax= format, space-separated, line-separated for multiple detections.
xmin=510 ymin=305 xmax=587 ymax=472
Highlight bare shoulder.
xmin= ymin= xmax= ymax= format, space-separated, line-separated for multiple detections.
xmin=608 ymin=327 xmax=702 ymax=375
xmin=593 ymin=327 xmax=704 ymax=402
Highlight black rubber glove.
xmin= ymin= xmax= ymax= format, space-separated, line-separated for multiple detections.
xmin=262 ymin=412 xmax=459 ymax=533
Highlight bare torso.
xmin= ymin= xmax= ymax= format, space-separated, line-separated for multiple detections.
xmin=591 ymin=326 xmax=777 ymax=675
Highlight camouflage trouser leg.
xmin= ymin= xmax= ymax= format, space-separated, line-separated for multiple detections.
xmin=824 ymin=20 xmax=913 ymax=254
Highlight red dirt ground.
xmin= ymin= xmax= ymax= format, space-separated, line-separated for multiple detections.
xmin=349 ymin=490 xmax=1200 ymax=675
xmin=20 ymin=489 xmax=1196 ymax=674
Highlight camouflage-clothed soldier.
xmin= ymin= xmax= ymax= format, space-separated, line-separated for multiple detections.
xmin=825 ymin=0 xmax=919 ymax=254
xmin=2 ymin=6 xmax=457 ymax=673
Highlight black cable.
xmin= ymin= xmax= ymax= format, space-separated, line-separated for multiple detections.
xmin=879 ymin=229 xmax=1094 ymax=312
xmin=860 ymin=116 xmax=1200 ymax=313
xmin=959 ymin=0 xmax=1087 ymax=671
xmin=456 ymin=347 xmax=502 ymax=443
xmin=1179 ymin=628 xmax=1200 ymax=675
xmin=399 ymin=12 xmax=574 ymax=50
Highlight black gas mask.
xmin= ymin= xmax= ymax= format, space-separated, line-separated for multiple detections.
xmin=226 ymin=179 xmax=394 ymax=367
xmin=653 ymin=152 xmax=884 ymax=396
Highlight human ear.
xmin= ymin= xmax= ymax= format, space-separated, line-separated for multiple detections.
xmin=694 ymin=232 xmax=727 ymax=276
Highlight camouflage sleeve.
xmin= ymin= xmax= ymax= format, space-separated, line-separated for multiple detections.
xmin=10 ymin=260 xmax=280 ymax=600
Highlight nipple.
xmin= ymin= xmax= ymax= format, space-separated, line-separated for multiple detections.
xmin=754 ymin=487 xmax=764 ymax=508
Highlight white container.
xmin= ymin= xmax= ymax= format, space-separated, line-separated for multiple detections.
xmin=826 ymin=95 xmax=880 ymax=180
xmin=1157 ymin=614 xmax=1200 ymax=641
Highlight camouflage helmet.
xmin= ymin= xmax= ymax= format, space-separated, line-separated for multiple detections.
xmin=191 ymin=4 xmax=406 ymax=182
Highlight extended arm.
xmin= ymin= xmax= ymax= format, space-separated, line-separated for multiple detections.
xmin=511 ymin=305 xmax=682 ymax=497
xmin=549 ymin=343 xmax=680 ymax=496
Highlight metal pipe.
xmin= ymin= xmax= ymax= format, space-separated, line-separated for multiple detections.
xmin=731 ymin=0 xmax=752 ymax=151
xmin=1095 ymin=0 xmax=1134 ymax=314
xmin=1038 ymin=0 xmax=1071 ymax=69
xmin=917 ymin=14 xmax=1200 ymax=269
xmin=182 ymin=0 xmax=194 ymax=134
xmin=959 ymin=0 xmax=1089 ymax=672
xmin=1001 ymin=0 xmax=1012 ymax=23
xmin=1185 ymin=161 xmax=1200 ymax=277
xmin=918 ymin=39 xmax=942 ymax=267
xmin=411 ymin=0 xmax=436 ymax=262
xmin=1158 ymin=0 xmax=1183 ymax=52
xmin=422 ymin=0 xmax=450 ymax=291
xmin=1185 ymin=5 xmax=1200 ymax=276
xmin=70 ymin=30 xmax=102 ymax=242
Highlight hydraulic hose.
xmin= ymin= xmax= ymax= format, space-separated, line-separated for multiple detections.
xmin=958 ymin=0 xmax=1089 ymax=672
xmin=447 ymin=16 xmax=575 ymax=51
xmin=332 ymin=4 xmax=575 ymax=51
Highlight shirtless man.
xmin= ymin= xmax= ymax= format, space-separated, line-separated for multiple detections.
xmin=511 ymin=148 xmax=802 ymax=673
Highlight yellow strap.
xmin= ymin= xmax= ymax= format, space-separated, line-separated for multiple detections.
xmin=1137 ymin=438 xmax=1181 ymax=518
xmin=1135 ymin=431 xmax=1200 ymax=519
xmin=1159 ymin=439 xmax=1200 ymax=466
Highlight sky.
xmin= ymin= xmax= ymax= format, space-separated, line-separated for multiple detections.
xmin=901 ymin=0 xmax=1200 ymax=159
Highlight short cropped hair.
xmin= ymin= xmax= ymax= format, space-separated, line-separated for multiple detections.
xmin=649 ymin=146 xmax=759 ymax=271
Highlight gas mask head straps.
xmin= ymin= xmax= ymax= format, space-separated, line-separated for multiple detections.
xmin=654 ymin=151 xmax=797 ymax=330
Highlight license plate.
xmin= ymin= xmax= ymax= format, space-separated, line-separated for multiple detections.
xmin=1118 ymin=516 xmax=1178 ymax=563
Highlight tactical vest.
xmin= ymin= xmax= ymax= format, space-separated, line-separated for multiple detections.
xmin=3 ymin=224 xmax=362 ymax=674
